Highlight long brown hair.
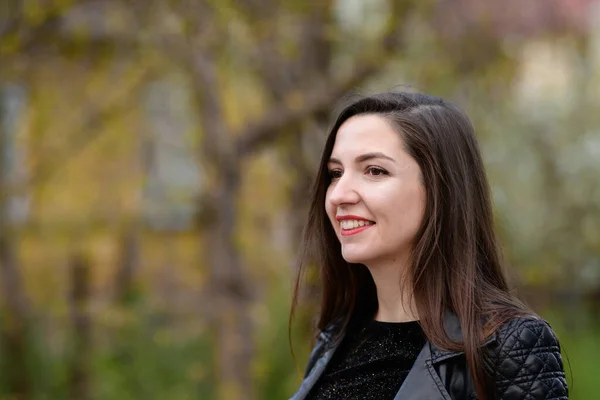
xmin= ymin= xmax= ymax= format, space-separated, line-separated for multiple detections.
xmin=290 ymin=91 xmax=530 ymax=398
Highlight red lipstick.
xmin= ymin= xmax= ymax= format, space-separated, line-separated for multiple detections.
xmin=341 ymin=225 xmax=373 ymax=236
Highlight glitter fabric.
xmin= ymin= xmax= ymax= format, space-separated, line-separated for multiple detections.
xmin=305 ymin=319 xmax=426 ymax=400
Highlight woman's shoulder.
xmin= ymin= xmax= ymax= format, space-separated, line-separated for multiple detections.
xmin=486 ymin=315 xmax=568 ymax=399
xmin=492 ymin=315 xmax=560 ymax=352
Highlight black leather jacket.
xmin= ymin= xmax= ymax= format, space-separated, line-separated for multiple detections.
xmin=289 ymin=313 xmax=568 ymax=399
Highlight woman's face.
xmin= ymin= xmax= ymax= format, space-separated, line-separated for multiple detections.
xmin=325 ymin=114 xmax=426 ymax=266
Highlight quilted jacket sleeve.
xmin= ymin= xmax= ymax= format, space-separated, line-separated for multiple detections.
xmin=487 ymin=318 xmax=568 ymax=400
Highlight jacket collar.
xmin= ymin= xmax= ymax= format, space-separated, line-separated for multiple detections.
xmin=395 ymin=311 xmax=498 ymax=400
xmin=429 ymin=310 xmax=498 ymax=364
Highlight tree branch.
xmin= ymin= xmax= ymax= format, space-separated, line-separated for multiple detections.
xmin=234 ymin=0 xmax=413 ymax=157
xmin=25 ymin=68 xmax=152 ymax=190
xmin=234 ymin=62 xmax=377 ymax=158
xmin=0 ymin=1 xmax=72 ymax=51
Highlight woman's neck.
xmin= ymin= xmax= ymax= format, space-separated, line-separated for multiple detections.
xmin=366 ymin=257 xmax=418 ymax=323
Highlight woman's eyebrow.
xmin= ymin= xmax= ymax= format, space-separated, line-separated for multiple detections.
xmin=328 ymin=152 xmax=397 ymax=165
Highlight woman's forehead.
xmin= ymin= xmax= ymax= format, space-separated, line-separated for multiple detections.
xmin=332 ymin=114 xmax=403 ymax=155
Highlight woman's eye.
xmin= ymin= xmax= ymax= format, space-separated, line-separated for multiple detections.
xmin=366 ymin=167 xmax=388 ymax=177
xmin=328 ymin=170 xmax=343 ymax=180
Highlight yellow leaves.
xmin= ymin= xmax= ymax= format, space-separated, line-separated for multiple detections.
xmin=520 ymin=258 xmax=563 ymax=287
xmin=236 ymin=149 xmax=294 ymax=280
xmin=0 ymin=0 xmax=80 ymax=58
xmin=218 ymin=63 xmax=269 ymax=132
xmin=22 ymin=1 xmax=47 ymax=26
xmin=20 ymin=0 xmax=76 ymax=28
xmin=152 ymin=327 xmax=175 ymax=346
xmin=218 ymin=383 xmax=243 ymax=400
xmin=284 ymin=90 xmax=305 ymax=112
xmin=100 ymin=305 xmax=137 ymax=329
xmin=0 ymin=33 xmax=21 ymax=56
xmin=186 ymin=362 xmax=208 ymax=382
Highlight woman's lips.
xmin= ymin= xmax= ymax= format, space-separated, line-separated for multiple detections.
xmin=341 ymin=224 xmax=374 ymax=236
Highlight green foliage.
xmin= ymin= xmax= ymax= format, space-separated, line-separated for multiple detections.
xmin=1 ymin=300 xmax=597 ymax=400
xmin=92 ymin=305 xmax=215 ymax=400
xmin=559 ymin=330 xmax=600 ymax=400
xmin=0 ymin=314 xmax=67 ymax=399
xmin=0 ymin=304 xmax=216 ymax=400
xmin=254 ymin=283 xmax=312 ymax=400
xmin=545 ymin=309 xmax=600 ymax=400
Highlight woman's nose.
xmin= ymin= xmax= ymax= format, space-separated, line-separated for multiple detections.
xmin=327 ymin=175 xmax=360 ymax=206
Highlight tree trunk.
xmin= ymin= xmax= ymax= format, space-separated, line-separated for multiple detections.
xmin=191 ymin=53 xmax=255 ymax=399
xmin=204 ymin=170 xmax=255 ymax=400
xmin=114 ymin=228 xmax=141 ymax=306
xmin=0 ymin=80 xmax=31 ymax=400
xmin=67 ymin=251 xmax=92 ymax=400
xmin=0 ymin=237 xmax=30 ymax=400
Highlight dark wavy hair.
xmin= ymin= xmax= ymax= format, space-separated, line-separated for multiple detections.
xmin=290 ymin=91 xmax=530 ymax=398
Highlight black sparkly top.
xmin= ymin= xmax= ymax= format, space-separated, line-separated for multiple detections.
xmin=306 ymin=319 xmax=427 ymax=400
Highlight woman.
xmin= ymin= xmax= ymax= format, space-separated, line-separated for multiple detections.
xmin=289 ymin=92 xmax=568 ymax=399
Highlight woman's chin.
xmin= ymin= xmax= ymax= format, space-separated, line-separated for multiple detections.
xmin=341 ymin=251 xmax=373 ymax=265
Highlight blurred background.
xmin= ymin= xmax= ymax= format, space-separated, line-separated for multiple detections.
xmin=0 ymin=0 xmax=599 ymax=399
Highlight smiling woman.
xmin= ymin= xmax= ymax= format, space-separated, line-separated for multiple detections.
xmin=289 ymin=92 xmax=568 ymax=400
xmin=325 ymin=114 xmax=425 ymax=282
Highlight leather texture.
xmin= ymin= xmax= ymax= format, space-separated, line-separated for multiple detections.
xmin=483 ymin=318 xmax=568 ymax=399
xmin=290 ymin=314 xmax=568 ymax=400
